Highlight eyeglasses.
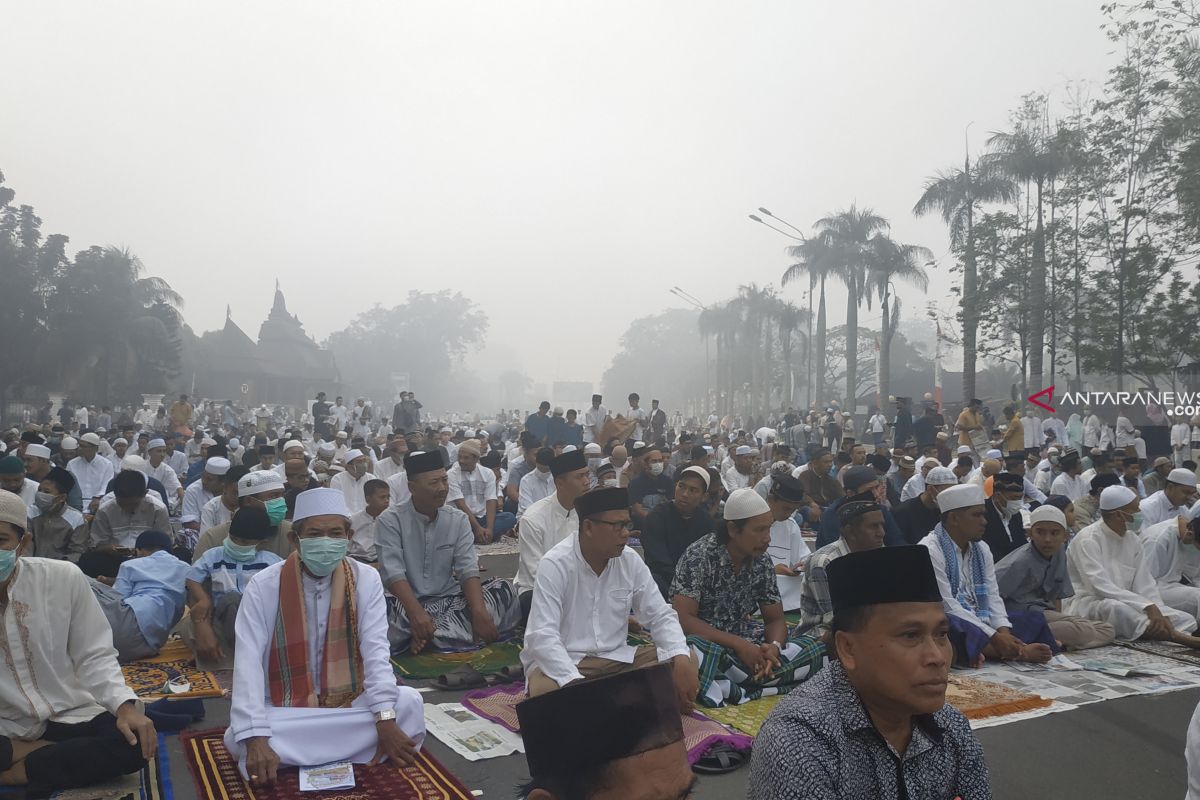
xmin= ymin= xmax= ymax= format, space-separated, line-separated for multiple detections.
xmin=590 ymin=519 xmax=634 ymax=532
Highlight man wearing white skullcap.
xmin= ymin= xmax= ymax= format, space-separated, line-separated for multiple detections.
xmin=66 ymin=431 xmax=114 ymax=509
xmin=1139 ymin=467 xmax=1199 ymax=528
xmin=224 ymin=487 xmax=426 ymax=786
xmin=1134 ymin=500 xmax=1200 ymax=622
xmin=919 ymin=484 xmax=1057 ymax=666
xmin=722 ymin=445 xmax=757 ymax=494
xmin=1066 ymin=485 xmax=1200 ymax=646
xmin=192 ymin=469 xmax=293 ymax=565
xmin=145 ymin=438 xmax=184 ymax=510
xmin=670 ymin=488 xmax=824 ymax=706
xmin=995 ymin=505 xmax=1116 ymax=650
xmin=180 ymin=454 xmax=231 ymax=548
xmin=328 ymin=449 xmax=377 ymax=516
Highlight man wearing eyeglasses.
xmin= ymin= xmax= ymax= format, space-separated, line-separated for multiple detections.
xmin=521 ymin=486 xmax=700 ymax=714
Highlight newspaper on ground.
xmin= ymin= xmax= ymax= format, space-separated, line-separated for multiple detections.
xmin=423 ymin=703 xmax=525 ymax=762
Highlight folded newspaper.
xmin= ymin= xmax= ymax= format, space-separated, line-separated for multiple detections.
xmin=424 ymin=703 xmax=525 ymax=762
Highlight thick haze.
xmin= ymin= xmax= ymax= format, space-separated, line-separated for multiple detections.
xmin=1 ymin=2 xmax=1113 ymax=392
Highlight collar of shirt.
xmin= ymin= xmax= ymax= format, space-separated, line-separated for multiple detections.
xmin=827 ymin=662 xmax=945 ymax=754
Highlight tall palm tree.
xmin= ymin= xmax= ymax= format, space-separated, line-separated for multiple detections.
xmin=914 ymin=157 xmax=1016 ymax=403
xmin=698 ymin=302 xmax=741 ymax=415
xmin=867 ymin=237 xmax=932 ymax=404
xmin=782 ymin=238 xmax=833 ymax=409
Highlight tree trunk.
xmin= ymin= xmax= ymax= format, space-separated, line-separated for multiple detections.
xmin=962 ymin=191 xmax=979 ymax=404
xmin=815 ymin=276 xmax=827 ymax=408
xmin=879 ymin=289 xmax=892 ymax=406
xmin=845 ymin=274 xmax=859 ymax=411
xmin=1028 ymin=177 xmax=1047 ymax=392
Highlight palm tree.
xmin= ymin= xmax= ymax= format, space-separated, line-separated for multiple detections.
xmin=698 ymin=302 xmax=741 ymax=415
xmin=782 ymin=237 xmax=836 ymax=409
xmin=867 ymin=237 xmax=932 ymax=404
xmin=914 ymin=157 xmax=1016 ymax=403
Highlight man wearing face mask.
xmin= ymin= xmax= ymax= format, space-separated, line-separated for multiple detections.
xmin=982 ymin=472 xmax=1028 ymax=562
xmin=815 ymin=466 xmax=907 ymax=549
xmin=184 ymin=506 xmax=283 ymax=669
xmin=894 ymin=466 xmax=960 ymax=544
xmin=225 ymin=488 xmax=426 ymax=787
xmin=29 ymin=466 xmax=89 ymax=561
xmin=192 ymin=471 xmax=293 ymax=561
xmin=583 ymin=442 xmax=604 ymax=485
xmin=1066 ymin=485 xmax=1200 ymax=647
xmin=328 ymin=449 xmax=376 ymax=516
xmin=629 ymin=446 xmax=674 ymax=529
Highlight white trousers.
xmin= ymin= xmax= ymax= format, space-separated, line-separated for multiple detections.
xmin=1065 ymin=595 xmax=1197 ymax=640
xmin=224 ymin=685 xmax=425 ymax=778
xmin=1161 ymin=584 xmax=1200 ymax=621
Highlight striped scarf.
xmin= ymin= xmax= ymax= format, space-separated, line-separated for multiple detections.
xmin=267 ymin=553 xmax=363 ymax=708
xmin=934 ymin=523 xmax=991 ymax=626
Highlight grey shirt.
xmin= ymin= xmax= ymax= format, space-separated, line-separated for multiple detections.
xmin=994 ymin=542 xmax=1073 ymax=613
xmin=90 ymin=499 xmax=172 ymax=549
xmin=376 ymin=500 xmax=479 ymax=600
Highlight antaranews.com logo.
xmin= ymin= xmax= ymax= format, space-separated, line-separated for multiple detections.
xmin=1026 ymin=386 xmax=1200 ymax=417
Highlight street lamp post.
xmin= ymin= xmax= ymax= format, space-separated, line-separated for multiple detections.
xmin=669 ymin=287 xmax=713 ymax=417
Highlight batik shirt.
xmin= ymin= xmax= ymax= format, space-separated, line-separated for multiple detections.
xmin=670 ymin=533 xmax=781 ymax=638
xmin=748 ymin=660 xmax=992 ymax=800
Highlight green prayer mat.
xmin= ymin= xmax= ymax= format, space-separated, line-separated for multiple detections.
xmin=698 ymin=694 xmax=783 ymax=737
xmin=391 ymin=640 xmax=525 ymax=679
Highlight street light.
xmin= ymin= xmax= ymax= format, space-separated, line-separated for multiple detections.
xmin=750 ymin=207 xmax=813 ymax=410
xmin=668 ymin=287 xmax=713 ymax=417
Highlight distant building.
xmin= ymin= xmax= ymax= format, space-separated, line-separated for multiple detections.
xmin=199 ymin=285 xmax=340 ymax=409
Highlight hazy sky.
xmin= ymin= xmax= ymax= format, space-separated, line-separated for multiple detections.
xmin=1 ymin=1 xmax=1115 ymax=390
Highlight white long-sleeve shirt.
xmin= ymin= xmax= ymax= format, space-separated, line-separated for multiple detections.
xmin=1065 ymin=519 xmax=1164 ymax=615
xmin=722 ymin=467 xmax=752 ymax=494
xmin=521 ymin=534 xmax=690 ymax=687
xmin=1139 ymin=490 xmax=1188 ymax=528
xmin=181 ymin=481 xmax=214 ymax=524
xmin=66 ymin=455 xmax=114 ymax=502
xmin=372 ymin=457 xmax=406 ymax=482
xmin=919 ymin=531 xmax=1011 ymax=638
xmin=517 ymin=469 xmax=555 ymax=518
xmin=1115 ymin=416 xmax=1136 ymax=447
xmin=1142 ymin=518 xmax=1200 ymax=587
xmin=329 ymin=471 xmax=377 ymax=516
xmin=0 ymin=558 xmax=138 ymax=739
xmin=1083 ymin=415 xmax=1101 ymax=447
xmin=228 ymin=558 xmax=398 ymax=744
xmin=767 ymin=518 xmax=811 ymax=612
xmin=385 ymin=471 xmax=412 ymax=508
xmin=200 ymin=495 xmax=236 ymax=533
xmin=147 ymin=460 xmax=183 ymax=502
xmin=1173 ymin=423 xmax=1193 ymax=450
xmin=515 ymin=492 xmax=577 ymax=593
xmin=1050 ymin=473 xmax=1089 ymax=503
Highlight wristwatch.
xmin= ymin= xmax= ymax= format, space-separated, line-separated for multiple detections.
xmin=375 ymin=709 xmax=397 ymax=723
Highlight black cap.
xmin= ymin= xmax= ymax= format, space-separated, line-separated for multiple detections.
xmin=769 ymin=473 xmax=806 ymax=503
xmin=20 ymin=431 xmax=44 ymax=444
xmin=229 ymin=506 xmax=275 ymax=541
xmin=550 ymin=449 xmax=587 ymax=477
xmin=828 ymin=546 xmax=942 ymax=613
xmin=404 ymin=450 xmax=446 ymax=476
xmin=837 ymin=500 xmax=881 ymax=526
xmin=516 ymin=663 xmax=683 ymax=781
xmin=994 ymin=472 xmax=1022 ymax=490
xmin=575 ymin=486 xmax=629 ymax=518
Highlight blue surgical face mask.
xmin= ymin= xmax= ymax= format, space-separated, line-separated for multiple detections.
xmin=299 ymin=536 xmax=348 ymax=577
xmin=264 ymin=497 xmax=288 ymax=526
xmin=223 ymin=537 xmax=258 ymax=563
xmin=1127 ymin=511 xmax=1143 ymax=533
xmin=0 ymin=546 xmax=18 ymax=582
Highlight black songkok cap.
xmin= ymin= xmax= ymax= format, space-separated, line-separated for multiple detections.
xmin=44 ymin=466 xmax=76 ymax=494
xmin=770 ymin=473 xmax=806 ymax=503
xmin=837 ymin=500 xmax=880 ymax=526
xmin=479 ymin=450 xmax=502 ymax=469
xmin=229 ymin=505 xmax=274 ymax=541
xmin=828 ymin=546 xmax=942 ymax=613
xmin=535 ymin=447 xmax=555 ymax=466
xmin=404 ymin=450 xmax=446 ymax=476
xmin=994 ymin=472 xmax=1022 ymax=490
xmin=575 ymin=486 xmax=629 ymax=518
xmin=550 ymin=449 xmax=587 ymax=477
xmin=20 ymin=431 xmax=44 ymax=444
xmin=258 ymin=445 xmax=276 ymax=455
xmin=516 ymin=663 xmax=683 ymax=781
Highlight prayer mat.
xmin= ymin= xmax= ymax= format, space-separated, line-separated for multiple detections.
xmin=391 ymin=640 xmax=525 ymax=680
xmin=122 ymin=655 xmax=225 ymax=700
xmin=180 ymin=728 xmax=472 ymax=800
xmin=460 ymin=684 xmax=753 ymax=766
xmin=475 ymin=538 xmax=521 ymax=556
xmin=698 ymin=695 xmax=783 ymax=737
xmin=1120 ymin=640 xmax=1200 ymax=668
xmin=945 ymin=674 xmax=1053 ymax=720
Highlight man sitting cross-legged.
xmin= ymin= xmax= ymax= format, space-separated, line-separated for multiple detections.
xmin=1142 ymin=500 xmax=1200 ymax=620
xmin=378 ymin=450 xmax=520 ymax=655
xmin=522 ymin=486 xmax=699 ymax=709
xmin=671 ymin=488 xmax=825 ymax=707
xmin=919 ymin=484 xmax=1057 ymax=667
xmin=0 ymin=491 xmax=158 ymax=794
xmin=225 ymin=488 xmax=426 ymax=787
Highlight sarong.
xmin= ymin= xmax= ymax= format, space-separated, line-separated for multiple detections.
xmin=386 ymin=577 xmax=521 ymax=655
xmin=948 ymin=609 xmax=1058 ymax=666
xmin=689 ymin=619 xmax=825 ymax=707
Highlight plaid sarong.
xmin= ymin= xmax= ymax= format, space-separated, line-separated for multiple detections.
xmin=267 ymin=553 xmax=363 ymax=708
xmin=689 ymin=623 xmax=825 ymax=707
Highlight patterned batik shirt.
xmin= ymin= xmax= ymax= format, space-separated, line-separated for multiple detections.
xmin=669 ymin=533 xmax=782 ymax=637
xmin=748 ymin=660 xmax=992 ymax=800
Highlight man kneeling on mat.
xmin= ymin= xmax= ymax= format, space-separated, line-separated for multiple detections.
xmin=225 ymin=488 xmax=425 ymax=787
xmin=0 ymin=492 xmax=157 ymax=794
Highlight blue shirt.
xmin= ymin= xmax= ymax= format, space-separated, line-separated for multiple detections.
xmin=114 ymin=550 xmax=190 ymax=649
xmin=524 ymin=413 xmax=551 ymax=444
xmin=186 ymin=546 xmax=283 ymax=603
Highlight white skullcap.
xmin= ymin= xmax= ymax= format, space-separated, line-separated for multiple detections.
xmin=79 ymin=432 xmax=101 ymax=446
xmin=562 ymin=445 xmax=578 ymax=453
xmin=926 ymin=466 xmax=959 ymax=487
xmin=1047 ymin=446 xmax=1061 ymax=455
xmin=985 ymin=449 xmax=1002 ymax=460
xmin=735 ymin=445 xmax=753 ymax=456
xmin=60 ymin=437 xmax=78 ymax=450
xmin=342 ymin=449 xmax=365 ymax=463
xmin=440 ymin=426 xmax=453 ymax=433
xmin=584 ymin=443 xmax=602 ymax=455
xmin=201 ymin=437 xmax=217 ymax=447
xmin=1187 ymin=500 xmax=1200 ymax=522
xmin=294 ymin=487 xmax=349 ymax=522
xmin=283 ymin=440 xmax=304 ymax=452
xmin=238 ymin=470 xmax=285 ymax=497
xmin=335 ymin=430 xmax=348 ymax=438
xmin=229 ymin=437 xmax=240 ymax=448
xmin=956 ymin=445 xmax=973 ymax=456
xmin=204 ymin=457 xmax=231 ymax=476
xmin=121 ymin=454 xmax=148 ymax=473
xmin=25 ymin=444 xmax=51 ymax=459
xmin=679 ymin=465 xmax=711 ymax=490
xmin=318 ymin=442 xmax=335 ymax=454
xmin=1100 ymin=485 xmax=1138 ymax=511
xmin=723 ymin=487 xmax=771 ymax=520
xmin=936 ymin=483 xmax=985 ymax=513
xmin=147 ymin=438 xmax=166 ymax=450
xmin=704 ymin=446 xmax=714 ymax=454
xmin=553 ymin=406 xmax=564 ymax=415
xmin=1168 ymin=468 xmax=1198 ymax=488
xmin=1029 ymin=505 xmax=1067 ymax=529
xmin=113 ymin=438 xmax=128 ymax=446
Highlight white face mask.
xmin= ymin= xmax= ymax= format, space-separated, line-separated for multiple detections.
xmin=1005 ymin=500 xmax=1023 ymax=518
xmin=649 ymin=463 xmax=664 ymax=477
xmin=604 ymin=478 xmax=619 ymax=488
xmin=588 ymin=458 xmax=602 ymax=469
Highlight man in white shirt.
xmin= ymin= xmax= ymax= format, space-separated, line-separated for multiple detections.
xmin=200 ymin=466 xmax=247 ymax=534
xmin=224 ymin=488 xmax=425 ymax=787
xmin=1115 ymin=411 xmax=1136 ymax=449
xmin=1066 ymin=485 xmax=1200 ymax=645
xmin=764 ymin=474 xmax=811 ymax=611
xmin=1140 ymin=468 xmax=1199 ymax=528
xmin=1172 ymin=418 xmax=1193 ymax=467
xmin=330 ymin=397 xmax=350 ymax=434
xmin=66 ymin=432 xmax=114 ymax=508
xmin=1049 ymin=454 xmax=1089 ymax=502
xmin=448 ymin=440 xmax=516 ymax=542
xmin=182 ymin=457 xmax=230 ymax=544
xmin=348 ymin=479 xmax=390 ymax=563
xmin=0 ymin=492 xmax=158 ymax=794
xmin=583 ymin=395 xmax=607 ymax=444
xmin=372 ymin=439 xmax=408 ymax=481
xmin=722 ymin=445 xmax=756 ymax=493
xmin=328 ymin=450 xmax=376 ymax=516
xmin=108 ymin=438 xmax=130 ymax=474
xmin=1083 ymin=410 xmax=1102 ymax=449
xmin=515 ymin=450 xmax=591 ymax=620
xmin=1142 ymin=503 xmax=1200 ymax=619
xmin=522 ymin=485 xmax=699 ymax=712
xmin=146 ymin=438 xmax=184 ymax=510
xmin=518 ymin=448 xmax=557 ymax=518
xmin=627 ymin=393 xmax=648 ymax=442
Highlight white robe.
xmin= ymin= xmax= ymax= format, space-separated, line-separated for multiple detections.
xmin=767 ymin=518 xmax=810 ymax=612
xmin=225 ymin=558 xmax=425 ymax=776
xmin=1142 ymin=518 xmax=1200 ymax=619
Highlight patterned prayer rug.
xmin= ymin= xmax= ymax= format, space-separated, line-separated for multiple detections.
xmin=1120 ymin=640 xmax=1200 ymax=668
xmin=122 ymin=648 xmax=225 ymax=700
xmin=180 ymin=728 xmax=473 ymax=800
xmin=391 ymin=640 xmax=525 ymax=680
xmin=460 ymin=684 xmax=753 ymax=765
xmin=698 ymin=695 xmax=783 ymax=737
xmin=945 ymin=675 xmax=1053 ymax=720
